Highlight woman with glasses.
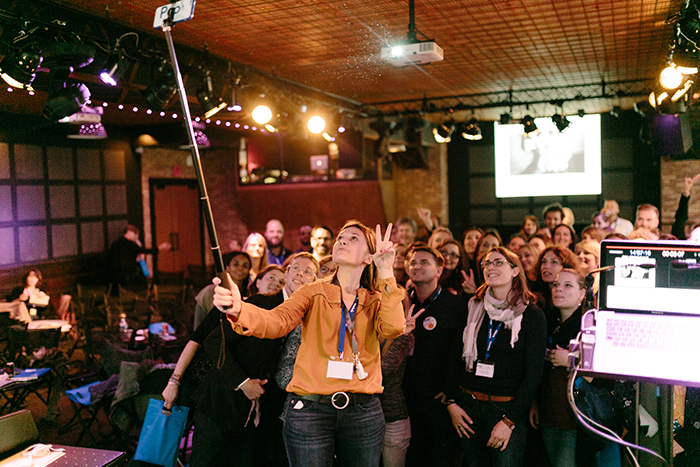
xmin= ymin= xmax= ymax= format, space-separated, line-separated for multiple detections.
xmin=445 ymin=246 xmax=547 ymax=467
xmin=213 ymin=220 xmax=405 ymax=467
xmin=437 ymin=239 xmax=473 ymax=296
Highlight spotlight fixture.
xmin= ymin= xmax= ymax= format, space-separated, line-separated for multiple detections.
xmin=197 ymin=72 xmax=226 ymax=118
xmin=307 ymin=115 xmax=326 ymax=134
xmin=551 ymin=114 xmax=570 ymax=132
xmin=227 ymin=87 xmax=242 ymax=112
xmin=660 ymin=65 xmax=683 ymax=90
xmin=180 ymin=121 xmax=211 ymax=149
xmin=521 ymin=115 xmax=537 ymax=134
xmin=252 ymin=105 xmax=272 ymax=124
xmin=99 ymin=49 xmax=132 ymax=86
xmin=67 ymin=123 xmax=108 ymax=140
xmin=44 ymin=82 xmax=91 ymax=120
xmin=41 ymin=42 xmax=95 ymax=120
xmin=461 ymin=118 xmax=482 ymax=140
xmin=142 ymin=74 xmax=177 ymax=111
xmin=433 ymin=119 xmax=455 ymax=143
xmin=499 ymin=113 xmax=511 ymax=125
xmin=0 ymin=44 xmax=42 ymax=90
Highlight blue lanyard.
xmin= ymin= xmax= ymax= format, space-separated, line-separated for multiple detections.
xmin=410 ymin=286 xmax=442 ymax=316
xmin=338 ymin=295 xmax=359 ymax=357
xmin=485 ymin=319 xmax=502 ymax=360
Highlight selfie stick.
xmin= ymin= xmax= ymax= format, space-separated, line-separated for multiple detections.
xmin=159 ymin=6 xmax=230 ymax=289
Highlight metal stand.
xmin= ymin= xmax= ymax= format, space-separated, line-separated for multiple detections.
xmin=159 ymin=12 xmax=229 ymax=284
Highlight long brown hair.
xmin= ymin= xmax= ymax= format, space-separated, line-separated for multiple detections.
xmin=337 ymin=220 xmax=379 ymax=291
xmin=474 ymin=247 xmax=536 ymax=307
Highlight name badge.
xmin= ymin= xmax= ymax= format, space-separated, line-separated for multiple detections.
xmin=327 ymin=359 xmax=354 ymax=380
xmin=475 ymin=360 xmax=495 ymax=378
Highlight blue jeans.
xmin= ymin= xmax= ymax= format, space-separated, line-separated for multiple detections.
xmin=283 ymin=395 xmax=385 ymax=467
xmin=456 ymin=390 xmax=527 ymax=467
xmin=541 ymin=423 xmax=577 ymax=467
xmin=382 ymin=417 xmax=411 ymax=467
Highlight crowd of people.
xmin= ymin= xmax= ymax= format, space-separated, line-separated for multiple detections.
xmin=153 ymin=172 xmax=700 ymax=467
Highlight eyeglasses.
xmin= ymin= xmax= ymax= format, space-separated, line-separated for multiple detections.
xmin=289 ymin=264 xmax=316 ymax=278
xmin=481 ymin=259 xmax=508 ymax=270
xmin=441 ymin=252 xmax=460 ymax=259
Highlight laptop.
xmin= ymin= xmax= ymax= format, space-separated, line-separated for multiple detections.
xmin=586 ymin=239 xmax=700 ymax=387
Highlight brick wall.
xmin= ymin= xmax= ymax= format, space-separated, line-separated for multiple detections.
xmin=660 ymin=158 xmax=700 ymax=234
xmin=140 ymin=147 xmax=249 ymax=265
xmin=393 ymin=144 xmax=447 ymax=238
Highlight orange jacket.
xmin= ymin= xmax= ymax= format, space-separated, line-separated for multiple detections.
xmin=228 ymin=277 xmax=406 ymax=396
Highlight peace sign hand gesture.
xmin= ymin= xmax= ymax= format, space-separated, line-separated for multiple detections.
xmin=403 ymin=304 xmax=425 ymax=335
xmin=372 ymin=223 xmax=396 ymax=279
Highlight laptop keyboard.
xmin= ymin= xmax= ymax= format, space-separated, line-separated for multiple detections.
xmin=605 ymin=317 xmax=699 ymax=351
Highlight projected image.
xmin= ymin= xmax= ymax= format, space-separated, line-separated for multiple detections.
xmin=614 ymin=256 xmax=656 ymax=287
xmin=509 ymin=126 xmax=584 ymax=175
xmin=494 ymin=114 xmax=601 ymax=198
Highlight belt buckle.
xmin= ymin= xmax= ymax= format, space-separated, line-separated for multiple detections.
xmin=331 ymin=391 xmax=350 ymax=410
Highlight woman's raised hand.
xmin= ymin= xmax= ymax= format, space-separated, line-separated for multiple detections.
xmin=212 ymin=273 xmax=242 ymax=317
xmin=372 ymin=223 xmax=396 ymax=278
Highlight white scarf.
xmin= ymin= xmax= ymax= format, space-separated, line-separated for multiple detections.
xmin=462 ymin=289 xmax=527 ymax=372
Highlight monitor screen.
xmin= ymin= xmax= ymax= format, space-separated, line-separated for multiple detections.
xmin=599 ymin=239 xmax=700 ymax=315
xmin=494 ymin=114 xmax=601 ymax=198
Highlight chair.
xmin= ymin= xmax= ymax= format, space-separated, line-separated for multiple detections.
xmin=0 ymin=409 xmax=40 ymax=457
xmin=59 ymin=339 xmax=154 ymax=448
xmin=57 ymin=360 xmax=116 ymax=448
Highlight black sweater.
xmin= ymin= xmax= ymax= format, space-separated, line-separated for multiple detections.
xmin=446 ymin=303 xmax=547 ymax=424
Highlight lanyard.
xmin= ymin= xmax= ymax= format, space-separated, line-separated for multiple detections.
xmin=484 ymin=319 xmax=502 ymax=360
xmin=338 ymin=294 xmax=359 ymax=357
xmin=410 ymin=286 xmax=442 ymax=316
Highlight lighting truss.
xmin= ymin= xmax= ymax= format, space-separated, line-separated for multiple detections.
xmin=364 ymin=79 xmax=652 ymax=116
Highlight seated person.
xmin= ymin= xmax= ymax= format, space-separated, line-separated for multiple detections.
xmin=7 ymin=268 xmax=52 ymax=320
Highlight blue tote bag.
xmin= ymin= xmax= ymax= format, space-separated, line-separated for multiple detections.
xmin=134 ymin=399 xmax=189 ymax=467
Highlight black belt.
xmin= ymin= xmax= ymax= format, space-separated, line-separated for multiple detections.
xmin=295 ymin=392 xmax=377 ymax=409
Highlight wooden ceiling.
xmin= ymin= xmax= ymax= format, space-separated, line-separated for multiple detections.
xmin=0 ymin=0 xmax=682 ymax=123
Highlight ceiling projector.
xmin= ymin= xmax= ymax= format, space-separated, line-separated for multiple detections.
xmin=381 ymin=41 xmax=444 ymax=67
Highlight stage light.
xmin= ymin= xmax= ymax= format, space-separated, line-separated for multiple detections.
xmin=322 ymin=132 xmax=335 ymax=142
xmin=99 ymin=49 xmax=132 ymax=86
xmin=0 ymin=44 xmax=42 ymax=90
xmin=265 ymin=124 xmax=278 ymax=133
xmin=499 ymin=113 xmax=511 ymax=125
xmin=433 ymin=119 xmax=455 ymax=143
xmin=197 ymin=72 xmax=226 ymax=118
xmin=44 ymin=81 xmax=91 ymax=120
xmin=521 ymin=115 xmax=537 ymax=134
xmin=461 ymin=118 xmax=482 ymax=140
xmin=308 ymin=116 xmax=326 ymax=134
xmin=142 ymin=74 xmax=177 ymax=111
xmin=180 ymin=120 xmax=210 ymax=149
xmin=660 ymin=65 xmax=683 ymax=90
xmin=252 ymin=105 xmax=272 ymax=124
xmin=551 ymin=114 xmax=571 ymax=132
xmin=227 ymin=87 xmax=243 ymax=111
xmin=67 ymin=123 xmax=108 ymax=140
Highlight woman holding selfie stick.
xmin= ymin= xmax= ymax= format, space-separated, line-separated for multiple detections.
xmin=213 ymin=220 xmax=405 ymax=467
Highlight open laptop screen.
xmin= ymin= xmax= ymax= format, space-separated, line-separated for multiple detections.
xmin=599 ymin=239 xmax=700 ymax=315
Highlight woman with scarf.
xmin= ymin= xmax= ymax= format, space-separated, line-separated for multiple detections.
xmin=445 ymin=246 xmax=547 ymax=467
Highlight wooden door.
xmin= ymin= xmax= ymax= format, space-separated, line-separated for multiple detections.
xmin=152 ymin=181 xmax=202 ymax=280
